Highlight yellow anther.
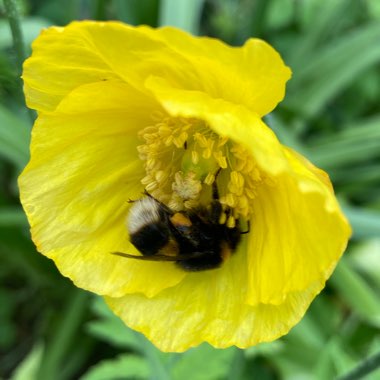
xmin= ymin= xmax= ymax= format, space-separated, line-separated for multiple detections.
xmin=204 ymin=173 xmax=215 ymax=186
xmin=227 ymin=215 xmax=236 ymax=228
xmin=158 ymin=125 xmax=172 ymax=136
xmin=137 ymin=145 xmax=148 ymax=154
xmin=140 ymin=126 xmax=157 ymax=135
xmin=234 ymin=160 xmax=245 ymax=172
xmin=218 ymin=135 xmax=229 ymax=147
xmin=213 ymin=151 xmax=227 ymax=169
xmin=141 ymin=175 xmax=152 ymax=185
xmin=184 ymin=199 xmax=199 ymax=209
xmin=155 ymin=170 xmax=168 ymax=182
xmin=250 ymin=167 xmax=261 ymax=181
xmin=219 ymin=212 xmax=227 ymax=225
xmin=244 ymin=160 xmax=255 ymax=173
xmin=246 ymin=188 xmax=256 ymax=199
xmin=146 ymin=159 xmax=157 ymax=170
xmin=225 ymin=193 xmax=236 ymax=207
xmin=230 ymin=171 xmax=238 ymax=185
xmin=180 ymin=131 xmax=188 ymax=143
xmin=194 ymin=133 xmax=208 ymax=147
xmin=173 ymin=131 xmax=188 ymax=148
xmin=145 ymin=181 xmax=158 ymax=192
xmin=164 ymin=135 xmax=173 ymax=146
xmin=238 ymin=195 xmax=248 ymax=211
xmin=191 ymin=150 xmax=199 ymax=164
xmin=202 ymin=148 xmax=212 ymax=159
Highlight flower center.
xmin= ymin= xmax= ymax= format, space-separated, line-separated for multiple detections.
xmin=138 ymin=114 xmax=263 ymax=227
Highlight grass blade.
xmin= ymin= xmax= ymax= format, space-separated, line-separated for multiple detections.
xmin=0 ymin=104 xmax=30 ymax=170
xmin=330 ymin=259 xmax=380 ymax=327
xmin=159 ymin=0 xmax=205 ymax=34
xmin=285 ymin=23 xmax=380 ymax=118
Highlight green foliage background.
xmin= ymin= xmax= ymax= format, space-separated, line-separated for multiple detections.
xmin=1 ymin=0 xmax=380 ymax=379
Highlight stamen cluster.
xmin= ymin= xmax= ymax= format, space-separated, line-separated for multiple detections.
xmin=138 ymin=114 xmax=264 ymax=225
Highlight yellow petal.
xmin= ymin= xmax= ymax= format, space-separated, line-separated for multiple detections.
xmin=145 ymin=76 xmax=289 ymax=176
xmin=24 ymin=21 xmax=290 ymax=117
xmin=246 ymin=148 xmax=351 ymax=305
xmin=23 ymin=21 xmax=194 ymax=112
xmin=19 ymin=82 xmax=186 ymax=298
xmin=142 ymin=26 xmax=291 ymax=116
xmin=105 ymin=238 xmax=324 ymax=352
xmin=23 ymin=25 xmax=120 ymax=112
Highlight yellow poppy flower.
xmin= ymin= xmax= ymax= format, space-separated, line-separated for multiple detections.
xmin=19 ymin=21 xmax=351 ymax=352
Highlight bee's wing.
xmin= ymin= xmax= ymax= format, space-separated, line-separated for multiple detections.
xmin=111 ymin=251 xmax=203 ymax=261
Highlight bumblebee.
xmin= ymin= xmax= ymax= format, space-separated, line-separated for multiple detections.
xmin=112 ymin=177 xmax=247 ymax=271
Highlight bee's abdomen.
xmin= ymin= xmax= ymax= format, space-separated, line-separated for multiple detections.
xmin=130 ymin=222 xmax=169 ymax=256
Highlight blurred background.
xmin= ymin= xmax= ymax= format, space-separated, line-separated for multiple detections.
xmin=1 ymin=0 xmax=380 ymax=379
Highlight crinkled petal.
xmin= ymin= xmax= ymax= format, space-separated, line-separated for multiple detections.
xmin=142 ymin=26 xmax=291 ymax=116
xmin=23 ymin=26 xmax=120 ymax=112
xmin=105 ymin=236 xmax=324 ymax=352
xmin=246 ymin=148 xmax=351 ymax=305
xmin=19 ymin=82 xmax=186 ymax=297
xmin=145 ymin=76 xmax=289 ymax=176
xmin=23 ymin=21 xmax=290 ymax=116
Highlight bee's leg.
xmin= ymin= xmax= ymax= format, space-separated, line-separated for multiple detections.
xmin=127 ymin=189 xmax=153 ymax=204
xmin=127 ymin=188 xmax=153 ymax=203
xmin=144 ymin=189 xmax=174 ymax=215
xmin=210 ymin=168 xmax=223 ymax=223
xmin=212 ymin=168 xmax=222 ymax=201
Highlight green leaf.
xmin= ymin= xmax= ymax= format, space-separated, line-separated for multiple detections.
xmin=314 ymin=337 xmax=357 ymax=380
xmin=113 ymin=0 xmax=159 ymax=26
xmin=158 ymin=0 xmax=205 ymax=35
xmin=330 ymin=338 xmax=358 ymax=377
xmin=342 ymin=205 xmax=380 ymax=240
xmin=171 ymin=344 xmax=235 ymax=380
xmin=329 ymin=164 xmax=380 ymax=189
xmin=0 ymin=17 xmax=51 ymax=50
xmin=80 ymin=354 xmax=150 ymax=380
xmin=285 ymin=23 xmax=380 ymax=118
xmin=86 ymin=297 xmax=142 ymax=351
xmin=307 ymin=116 xmax=380 ymax=169
xmin=89 ymin=297 xmax=175 ymax=380
xmin=37 ymin=291 xmax=90 ymax=380
xmin=10 ymin=343 xmax=44 ymax=380
xmin=0 ymin=226 xmax=55 ymax=287
xmin=330 ymin=259 xmax=380 ymax=327
xmin=349 ymin=239 xmax=380 ymax=288
xmin=289 ymin=0 xmax=355 ymax=67
xmin=366 ymin=0 xmax=380 ymax=20
xmin=0 ymin=287 xmax=16 ymax=349
xmin=0 ymin=206 xmax=28 ymax=227
xmin=266 ymin=0 xmax=294 ymax=30
xmin=0 ymin=104 xmax=30 ymax=170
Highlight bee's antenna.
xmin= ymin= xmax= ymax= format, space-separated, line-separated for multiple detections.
xmin=212 ymin=168 xmax=222 ymax=200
